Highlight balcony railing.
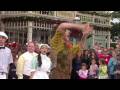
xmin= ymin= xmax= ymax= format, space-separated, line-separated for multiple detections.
xmin=0 ymin=11 xmax=112 ymax=27
xmin=76 ymin=12 xmax=112 ymax=27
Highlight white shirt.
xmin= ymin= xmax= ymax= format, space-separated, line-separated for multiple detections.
xmin=38 ymin=54 xmax=52 ymax=72
xmin=32 ymin=54 xmax=52 ymax=79
xmin=22 ymin=51 xmax=38 ymax=76
xmin=0 ymin=47 xmax=13 ymax=73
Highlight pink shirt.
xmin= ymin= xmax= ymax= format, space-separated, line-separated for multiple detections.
xmin=78 ymin=69 xmax=88 ymax=79
xmin=89 ymin=64 xmax=98 ymax=75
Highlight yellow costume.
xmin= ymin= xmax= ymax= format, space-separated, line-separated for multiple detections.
xmin=50 ymin=30 xmax=80 ymax=58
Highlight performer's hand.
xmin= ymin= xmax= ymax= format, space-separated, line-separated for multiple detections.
xmin=83 ymin=24 xmax=93 ymax=36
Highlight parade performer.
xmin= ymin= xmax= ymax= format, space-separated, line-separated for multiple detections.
xmin=50 ymin=22 xmax=93 ymax=68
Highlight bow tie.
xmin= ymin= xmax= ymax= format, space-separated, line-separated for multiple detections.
xmin=0 ymin=47 xmax=5 ymax=49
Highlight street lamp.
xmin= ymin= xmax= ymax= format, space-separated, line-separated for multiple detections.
xmin=73 ymin=16 xmax=80 ymax=24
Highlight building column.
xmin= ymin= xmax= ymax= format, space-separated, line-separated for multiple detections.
xmin=54 ymin=11 xmax=57 ymax=16
xmin=108 ymin=30 xmax=111 ymax=48
xmin=0 ymin=11 xmax=5 ymax=31
xmin=27 ymin=21 xmax=33 ymax=42
xmin=1 ymin=21 xmax=4 ymax=31
xmin=92 ymin=29 xmax=95 ymax=48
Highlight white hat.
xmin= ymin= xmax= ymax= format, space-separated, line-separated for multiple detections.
xmin=98 ymin=50 xmax=102 ymax=53
xmin=39 ymin=44 xmax=51 ymax=49
xmin=0 ymin=31 xmax=8 ymax=39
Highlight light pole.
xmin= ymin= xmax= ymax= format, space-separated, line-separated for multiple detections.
xmin=73 ymin=16 xmax=80 ymax=24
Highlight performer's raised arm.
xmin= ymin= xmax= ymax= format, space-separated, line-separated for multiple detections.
xmin=56 ymin=22 xmax=93 ymax=49
xmin=56 ymin=22 xmax=93 ymax=35
xmin=57 ymin=23 xmax=84 ymax=34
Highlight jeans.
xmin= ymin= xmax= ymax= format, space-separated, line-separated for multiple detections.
xmin=109 ymin=75 xmax=115 ymax=79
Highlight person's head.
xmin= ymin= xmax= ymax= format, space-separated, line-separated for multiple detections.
xmin=27 ymin=41 xmax=35 ymax=53
xmin=0 ymin=32 xmax=8 ymax=46
xmin=99 ymin=59 xmax=106 ymax=65
xmin=39 ymin=44 xmax=51 ymax=55
xmin=83 ymin=23 xmax=93 ymax=33
xmin=81 ymin=63 xmax=87 ymax=70
xmin=83 ymin=50 xmax=88 ymax=56
xmin=91 ymin=59 xmax=96 ymax=65
xmin=112 ymin=50 xmax=117 ymax=58
xmin=90 ymin=50 xmax=97 ymax=57
xmin=116 ymin=44 xmax=119 ymax=48
xmin=103 ymin=48 xmax=108 ymax=55
xmin=104 ymin=48 xmax=108 ymax=51
xmin=101 ymin=47 xmax=104 ymax=50
xmin=98 ymin=49 xmax=102 ymax=54
xmin=116 ymin=54 xmax=120 ymax=61
xmin=91 ymin=51 xmax=95 ymax=56
xmin=76 ymin=50 xmax=82 ymax=57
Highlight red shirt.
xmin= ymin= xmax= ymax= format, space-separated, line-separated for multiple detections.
xmin=98 ymin=53 xmax=112 ymax=64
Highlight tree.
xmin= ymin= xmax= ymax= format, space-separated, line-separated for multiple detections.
xmin=111 ymin=11 xmax=120 ymax=41
xmin=111 ymin=23 xmax=120 ymax=41
xmin=112 ymin=11 xmax=120 ymax=18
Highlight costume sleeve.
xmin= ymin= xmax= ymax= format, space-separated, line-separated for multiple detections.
xmin=50 ymin=31 xmax=65 ymax=54
xmin=16 ymin=55 xmax=25 ymax=79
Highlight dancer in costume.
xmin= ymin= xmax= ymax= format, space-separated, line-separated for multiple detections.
xmin=50 ymin=22 xmax=93 ymax=68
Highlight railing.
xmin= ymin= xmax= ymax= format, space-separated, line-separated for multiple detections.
xmin=0 ymin=11 xmax=54 ymax=19
xmin=0 ymin=11 xmax=112 ymax=27
xmin=76 ymin=12 xmax=111 ymax=27
xmin=56 ymin=11 xmax=75 ymax=19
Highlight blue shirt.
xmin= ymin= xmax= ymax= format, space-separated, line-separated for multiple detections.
xmin=108 ymin=57 xmax=117 ymax=75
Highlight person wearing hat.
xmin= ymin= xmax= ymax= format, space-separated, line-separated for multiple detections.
xmin=0 ymin=31 xmax=13 ymax=79
xmin=30 ymin=44 xmax=52 ymax=79
xmin=16 ymin=41 xmax=38 ymax=79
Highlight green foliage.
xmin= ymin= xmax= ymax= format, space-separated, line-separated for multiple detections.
xmin=111 ymin=11 xmax=120 ymax=40
xmin=111 ymin=23 xmax=120 ymax=37
xmin=112 ymin=11 xmax=120 ymax=18
xmin=110 ymin=43 xmax=116 ymax=48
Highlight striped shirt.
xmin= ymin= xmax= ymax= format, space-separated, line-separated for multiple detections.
xmin=0 ymin=47 xmax=13 ymax=73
